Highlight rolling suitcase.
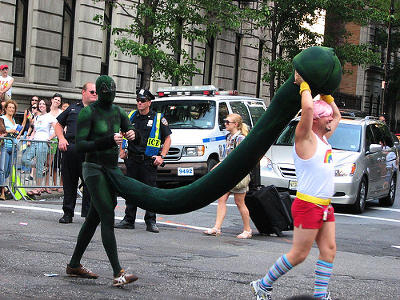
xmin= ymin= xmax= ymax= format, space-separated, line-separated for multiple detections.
xmin=245 ymin=185 xmax=293 ymax=236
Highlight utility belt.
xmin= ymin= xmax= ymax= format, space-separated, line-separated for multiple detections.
xmin=296 ymin=191 xmax=331 ymax=206
xmin=128 ymin=152 xmax=153 ymax=161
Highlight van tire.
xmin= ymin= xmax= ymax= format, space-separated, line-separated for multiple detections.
xmin=352 ymin=177 xmax=367 ymax=214
xmin=207 ymin=158 xmax=219 ymax=173
xmin=379 ymin=175 xmax=396 ymax=207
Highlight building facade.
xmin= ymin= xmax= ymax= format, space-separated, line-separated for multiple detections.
xmin=0 ymin=0 xmax=270 ymax=111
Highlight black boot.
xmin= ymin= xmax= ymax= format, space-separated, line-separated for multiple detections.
xmin=114 ymin=219 xmax=135 ymax=229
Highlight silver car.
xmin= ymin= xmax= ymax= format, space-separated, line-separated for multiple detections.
xmin=260 ymin=116 xmax=397 ymax=213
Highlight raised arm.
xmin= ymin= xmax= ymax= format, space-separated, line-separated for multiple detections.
xmin=321 ymin=96 xmax=341 ymax=139
xmin=294 ymin=71 xmax=315 ymax=159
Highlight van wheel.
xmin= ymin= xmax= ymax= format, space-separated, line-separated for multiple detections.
xmin=207 ymin=158 xmax=218 ymax=173
xmin=352 ymin=177 xmax=367 ymax=214
xmin=379 ymin=175 xmax=396 ymax=207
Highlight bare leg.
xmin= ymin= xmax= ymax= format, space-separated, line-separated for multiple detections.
xmin=234 ymin=192 xmax=251 ymax=232
xmin=213 ymin=192 xmax=230 ymax=230
xmin=286 ymin=226 xmax=319 ymax=266
xmin=315 ymin=221 xmax=336 ymax=263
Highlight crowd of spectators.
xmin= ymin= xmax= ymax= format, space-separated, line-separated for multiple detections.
xmin=0 ymin=63 xmax=71 ymax=200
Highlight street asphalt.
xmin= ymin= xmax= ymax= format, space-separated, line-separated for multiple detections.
xmin=0 ymin=193 xmax=399 ymax=299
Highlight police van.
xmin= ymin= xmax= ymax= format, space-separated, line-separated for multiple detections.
xmin=151 ymin=85 xmax=267 ymax=184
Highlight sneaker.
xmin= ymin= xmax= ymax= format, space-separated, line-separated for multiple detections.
xmin=323 ymin=292 xmax=332 ymax=300
xmin=250 ymin=279 xmax=272 ymax=300
xmin=66 ymin=264 xmax=98 ymax=279
xmin=113 ymin=269 xmax=138 ymax=287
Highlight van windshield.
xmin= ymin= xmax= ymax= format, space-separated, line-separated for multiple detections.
xmin=274 ymin=121 xmax=362 ymax=152
xmin=151 ymin=100 xmax=216 ymax=129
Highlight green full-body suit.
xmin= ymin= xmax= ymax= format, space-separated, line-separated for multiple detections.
xmin=68 ymin=76 xmax=134 ymax=276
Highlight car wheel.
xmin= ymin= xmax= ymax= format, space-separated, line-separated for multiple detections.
xmin=207 ymin=158 xmax=219 ymax=173
xmin=352 ymin=177 xmax=367 ymax=214
xmin=379 ymin=175 xmax=396 ymax=207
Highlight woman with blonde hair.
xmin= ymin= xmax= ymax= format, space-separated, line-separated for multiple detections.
xmin=204 ymin=113 xmax=252 ymax=239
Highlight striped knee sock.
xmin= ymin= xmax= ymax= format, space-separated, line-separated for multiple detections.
xmin=314 ymin=259 xmax=333 ymax=299
xmin=260 ymin=254 xmax=293 ymax=289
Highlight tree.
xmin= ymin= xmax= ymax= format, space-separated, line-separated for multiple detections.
xmin=250 ymin=0 xmax=391 ymax=98
xmin=94 ymin=0 xmax=246 ymax=89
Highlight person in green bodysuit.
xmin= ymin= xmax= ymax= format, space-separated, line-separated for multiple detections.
xmin=65 ymin=75 xmax=139 ymax=287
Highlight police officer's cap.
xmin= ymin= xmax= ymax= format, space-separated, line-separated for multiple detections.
xmin=136 ymin=89 xmax=155 ymax=101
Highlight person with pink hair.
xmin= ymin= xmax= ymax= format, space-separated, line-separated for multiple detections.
xmin=250 ymin=71 xmax=341 ymax=300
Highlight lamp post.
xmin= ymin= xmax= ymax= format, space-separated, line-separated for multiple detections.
xmin=381 ymin=0 xmax=395 ymax=116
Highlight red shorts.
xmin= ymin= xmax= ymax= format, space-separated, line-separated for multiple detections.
xmin=291 ymin=198 xmax=335 ymax=229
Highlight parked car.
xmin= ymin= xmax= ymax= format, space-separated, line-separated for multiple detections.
xmin=260 ymin=116 xmax=397 ymax=213
xmin=151 ymin=85 xmax=267 ymax=184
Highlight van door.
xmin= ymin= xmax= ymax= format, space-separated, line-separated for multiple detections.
xmin=379 ymin=124 xmax=397 ymax=196
xmin=365 ymin=125 xmax=382 ymax=197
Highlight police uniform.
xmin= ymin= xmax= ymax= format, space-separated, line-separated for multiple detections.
xmin=57 ymin=101 xmax=91 ymax=221
xmin=120 ymin=108 xmax=171 ymax=229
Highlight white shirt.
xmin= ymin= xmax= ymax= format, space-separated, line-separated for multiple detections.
xmin=293 ymin=133 xmax=334 ymax=198
xmin=0 ymin=75 xmax=13 ymax=96
xmin=33 ymin=113 xmax=57 ymax=141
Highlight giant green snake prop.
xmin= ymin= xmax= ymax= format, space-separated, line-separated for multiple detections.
xmin=102 ymin=46 xmax=342 ymax=214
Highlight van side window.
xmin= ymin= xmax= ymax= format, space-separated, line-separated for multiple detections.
xmin=218 ymin=102 xmax=229 ymax=130
xmin=230 ymin=101 xmax=252 ymax=128
xmin=370 ymin=124 xmax=384 ymax=146
xmin=365 ymin=125 xmax=375 ymax=151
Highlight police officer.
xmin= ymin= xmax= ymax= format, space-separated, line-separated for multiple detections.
xmin=114 ymin=89 xmax=172 ymax=233
xmin=55 ymin=82 xmax=97 ymax=223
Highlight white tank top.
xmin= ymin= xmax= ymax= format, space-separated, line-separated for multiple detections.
xmin=293 ymin=133 xmax=334 ymax=198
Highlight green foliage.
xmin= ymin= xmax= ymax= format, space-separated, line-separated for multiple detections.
xmin=251 ymin=0 xmax=397 ymax=97
xmin=94 ymin=0 xmax=245 ymax=87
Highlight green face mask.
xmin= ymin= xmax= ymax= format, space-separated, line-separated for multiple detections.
xmin=96 ymin=75 xmax=116 ymax=105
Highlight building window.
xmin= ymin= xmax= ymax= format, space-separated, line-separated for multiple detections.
xmin=59 ymin=0 xmax=75 ymax=81
xmin=233 ymin=33 xmax=242 ymax=91
xmin=101 ymin=1 xmax=112 ymax=75
xmin=203 ymin=37 xmax=214 ymax=85
xmin=13 ymin=0 xmax=28 ymax=77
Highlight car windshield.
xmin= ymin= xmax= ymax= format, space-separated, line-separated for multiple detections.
xmin=151 ymin=100 xmax=216 ymax=129
xmin=274 ymin=121 xmax=362 ymax=152
xmin=329 ymin=123 xmax=361 ymax=151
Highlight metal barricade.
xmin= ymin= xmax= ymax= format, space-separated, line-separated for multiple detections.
xmin=0 ymin=136 xmax=18 ymax=200
xmin=11 ymin=138 xmax=62 ymax=201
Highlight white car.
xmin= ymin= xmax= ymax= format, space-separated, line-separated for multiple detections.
xmin=260 ymin=116 xmax=397 ymax=213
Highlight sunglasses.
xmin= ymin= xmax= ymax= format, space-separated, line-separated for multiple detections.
xmin=137 ymin=98 xmax=149 ymax=103
xmin=88 ymin=90 xmax=97 ymax=95
xmin=223 ymin=119 xmax=234 ymax=124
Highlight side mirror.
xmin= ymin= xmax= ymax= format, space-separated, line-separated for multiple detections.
xmin=369 ymin=144 xmax=382 ymax=153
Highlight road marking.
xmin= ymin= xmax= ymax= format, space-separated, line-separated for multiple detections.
xmin=392 ymin=245 xmax=400 ymax=249
xmin=369 ymin=207 xmax=400 ymax=213
xmin=0 ymin=204 xmax=209 ymax=231
xmin=335 ymin=213 xmax=400 ymax=223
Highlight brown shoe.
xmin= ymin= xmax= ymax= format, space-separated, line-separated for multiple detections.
xmin=66 ymin=264 xmax=98 ymax=279
xmin=112 ymin=269 xmax=138 ymax=287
